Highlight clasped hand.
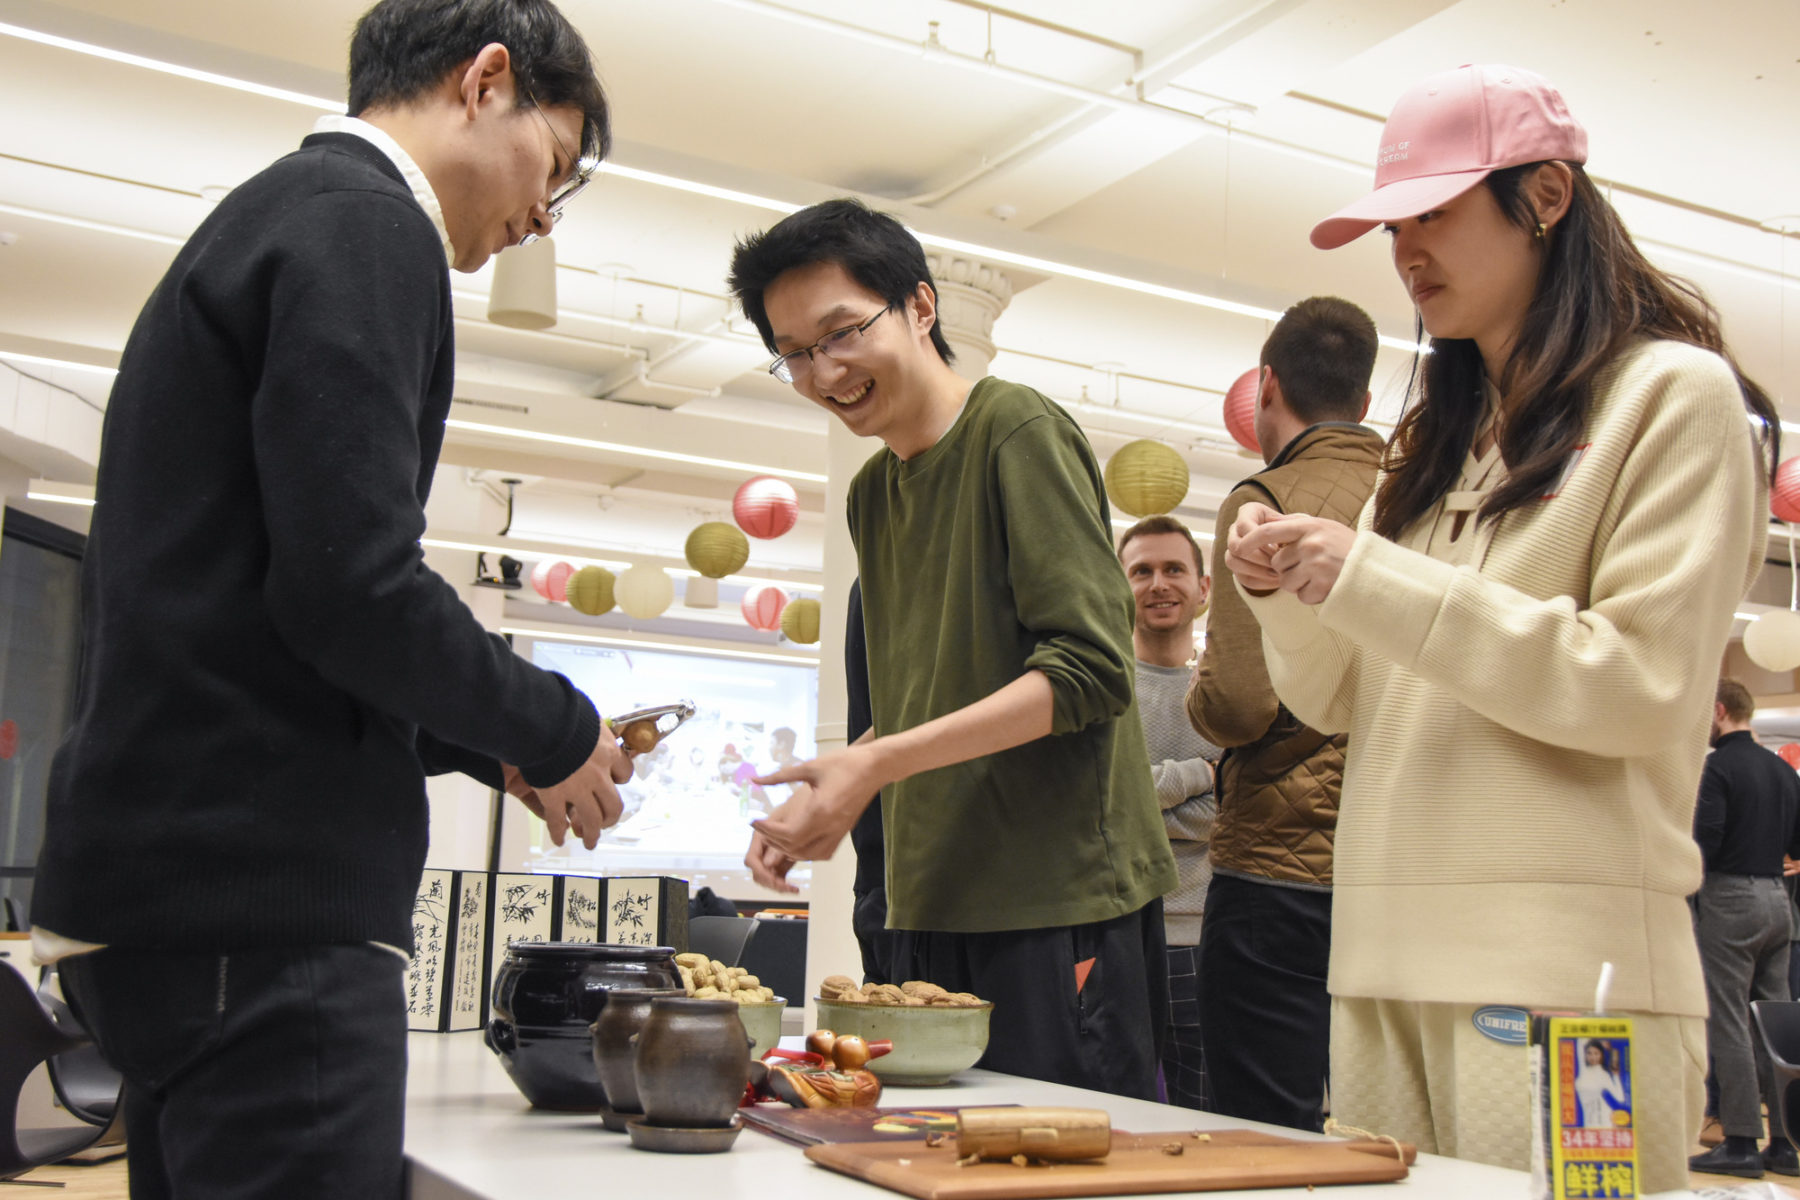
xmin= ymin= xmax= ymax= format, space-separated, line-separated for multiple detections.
xmin=1224 ymin=501 xmax=1356 ymax=606
xmin=502 ymin=726 xmax=635 ymax=851
xmin=742 ymin=744 xmax=886 ymax=893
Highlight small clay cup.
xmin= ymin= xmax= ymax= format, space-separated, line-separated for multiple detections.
xmin=633 ymin=996 xmax=752 ymax=1129
xmin=591 ymin=987 xmax=686 ymax=1118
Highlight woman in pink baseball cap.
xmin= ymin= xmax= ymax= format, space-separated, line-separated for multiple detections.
xmin=1223 ymin=64 xmax=1780 ymax=1188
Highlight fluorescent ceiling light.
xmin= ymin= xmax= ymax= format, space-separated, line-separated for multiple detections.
xmin=26 ymin=479 xmax=96 ymax=506
xmin=597 ymin=164 xmax=801 ymax=215
xmin=0 ymin=352 xmax=118 ymax=376
xmin=444 ymin=417 xmax=827 ymax=484
xmin=0 ymin=202 xmax=185 ymax=247
xmin=423 ymin=536 xmax=823 ymax=593
xmin=501 ymin=623 xmax=819 ymax=667
xmin=0 ymin=21 xmax=342 ymax=111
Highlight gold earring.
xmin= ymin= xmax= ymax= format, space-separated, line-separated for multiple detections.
xmin=1534 ymin=222 xmax=1547 ymax=241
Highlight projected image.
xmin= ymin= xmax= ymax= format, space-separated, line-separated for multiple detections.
xmin=509 ymin=639 xmax=819 ymax=897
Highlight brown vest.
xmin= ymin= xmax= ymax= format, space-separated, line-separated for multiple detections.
xmin=1208 ymin=423 xmax=1384 ymax=887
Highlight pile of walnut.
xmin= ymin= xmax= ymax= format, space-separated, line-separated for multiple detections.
xmin=675 ymin=952 xmax=778 ymax=1004
xmin=820 ymin=975 xmax=985 ymax=1007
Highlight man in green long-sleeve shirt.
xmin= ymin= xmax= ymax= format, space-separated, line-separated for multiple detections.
xmin=728 ymin=199 xmax=1176 ymax=1098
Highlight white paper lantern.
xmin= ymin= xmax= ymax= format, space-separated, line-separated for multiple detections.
xmin=1745 ymin=610 xmax=1800 ymax=673
xmin=615 ymin=565 xmax=674 ymax=620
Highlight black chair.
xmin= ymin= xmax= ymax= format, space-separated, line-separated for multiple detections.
xmin=687 ymin=915 xmax=760 ymax=967
xmin=0 ymin=965 xmax=122 ymax=1180
xmin=738 ymin=917 xmax=806 ymax=1007
xmin=1752 ymin=1000 xmax=1800 ymax=1145
xmin=37 ymin=976 xmax=125 ymax=1149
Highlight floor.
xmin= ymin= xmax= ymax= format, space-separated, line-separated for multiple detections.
xmin=8 ymin=1144 xmax=1798 ymax=1197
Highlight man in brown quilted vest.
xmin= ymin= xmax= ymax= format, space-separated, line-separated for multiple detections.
xmin=1185 ymin=296 xmax=1383 ymax=1130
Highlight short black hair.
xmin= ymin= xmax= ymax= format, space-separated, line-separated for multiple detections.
xmin=1259 ymin=296 xmax=1378 ymax=425
xmin=728 ymin=198 xmax=954 ymax=365
xmin=1117 ymin=514 xmax=1205 ymax=575
xmin=347 ymin=0 xmax=611 ymax=163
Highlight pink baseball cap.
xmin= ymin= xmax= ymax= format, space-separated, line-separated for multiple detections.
xmin=1310 ymin=64 xmax=1587 ymax=250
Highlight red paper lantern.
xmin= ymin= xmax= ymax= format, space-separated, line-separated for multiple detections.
xmin=1223 ymin=368 xmax=1261 ymax=454
xmin=1780 ymin=743 xmax=1800 ymax=770
xmin=530 ymin=559 xmax=574 ymax=602
xmin=733 ymin=475 xmax=799 ymax=540
xmin=741 ymin=585 xmax=788 ymax=631
xmin=1773 ymin=457 xmax=1800 ymax=524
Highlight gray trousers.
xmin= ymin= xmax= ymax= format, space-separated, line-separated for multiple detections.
xmin=1696 ymin=873 xmax=1794 ymax=1138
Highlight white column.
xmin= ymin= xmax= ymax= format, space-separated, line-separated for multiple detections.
xmin=926 ymin=254 xmax=1016 ymax=382
xmin=421 ymin=468 xmax=510 ymax=872
xmin=802 ymin=421 xmax=879 ymax=1026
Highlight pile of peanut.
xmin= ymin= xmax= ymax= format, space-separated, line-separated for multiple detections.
xmin=675 ymin=952 xmax=778 ymax=1004
xmin=819 ymin=975 xmax=985 ymax=1007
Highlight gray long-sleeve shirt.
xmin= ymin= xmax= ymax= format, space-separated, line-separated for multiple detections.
xmin=1136 ymin=660 xmax=1220 ymax=945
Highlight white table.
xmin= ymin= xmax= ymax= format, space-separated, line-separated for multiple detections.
xmin=405 ymin=1031 xmax=1603 ymax=1199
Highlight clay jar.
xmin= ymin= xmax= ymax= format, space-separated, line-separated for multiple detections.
xmin=591 ymin=987 xmax=687 ymax=1116
xmin=634 ymin=996 xmax=752 ymax=1129
xmin=486 ymin=943 xmax=679 ymax=1111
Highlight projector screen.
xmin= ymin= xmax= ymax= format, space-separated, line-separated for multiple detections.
xmin=499 ymin=636 xmax=819 ymax=900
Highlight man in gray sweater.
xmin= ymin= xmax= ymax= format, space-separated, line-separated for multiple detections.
xmin=1120 ymin=515 xmax=1220 ymax=1110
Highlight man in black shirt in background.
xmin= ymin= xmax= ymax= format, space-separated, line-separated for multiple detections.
xmin=33 ymin=2 xmax=625 ymax=1195
xmin=1689 ymin=678 xmax=1800 ymax=1180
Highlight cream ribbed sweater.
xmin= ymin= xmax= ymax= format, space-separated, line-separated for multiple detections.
xmin=1244 ymin=339 xmax=1767 ymax=1017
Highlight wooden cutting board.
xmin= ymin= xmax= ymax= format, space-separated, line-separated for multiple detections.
xmin=805 ymin=1129 xmax=1416 ymax=1199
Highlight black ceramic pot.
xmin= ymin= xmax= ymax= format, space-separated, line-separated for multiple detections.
xmin=634 ymin=997 xmax=752 ymax=1129
xmin=591 ymin=987 xmax=686 ymax=1117
xmin=485 ymin=942 xmax=679 ymax=1111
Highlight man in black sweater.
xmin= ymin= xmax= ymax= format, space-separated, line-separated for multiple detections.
xmin=31 ymin=2 xmax=619 ymax=1194
xmin=1689 ymin=678 xmax=1800 ymax=1180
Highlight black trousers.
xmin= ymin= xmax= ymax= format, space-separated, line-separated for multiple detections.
xmin=889 ymin=900 xmax=1167 ymax=1101
xmin=1197 ymin=873 xmax=1331 ymax=1131
xmin=61 ymin=943 xmax=407 ymax=1200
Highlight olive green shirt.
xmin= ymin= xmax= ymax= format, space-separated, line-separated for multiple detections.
xmin=847 ymin=377 xmax=1176 ymax=932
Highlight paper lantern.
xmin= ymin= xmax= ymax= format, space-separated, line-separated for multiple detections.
xmin=1780 ymin=743 xmax=1800 ymax=770
xmin=1223 ymin=368 xmax=1261 ymax=454
xmin=1103 ymin=439 xmax=1189 ymax=518
xmin=780 ymin=597 xmax=821 ymax=645
xmin=566 ymin=566 xmax=615 ymax=616
xmin=741 ymin=585 xmax=788 ymax=631
xmin=1773 ymin=457 xmax=1800 ymax=523
xmin=684 ymin=575 xmax=719 ymax=609
xmin=733 ymin=475 xmax=799 ymax=540
xmin=1745 ymin=610 xmax=1800 ymax=672
xmin=685 ymin=522 xmax=750 ymax=578
xmin=530 ymin=559 xmax=574 ymax=602
xmin=615 ymin=565 xmax=674 ymax=620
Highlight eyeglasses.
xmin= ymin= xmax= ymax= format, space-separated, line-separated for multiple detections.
xmin=768 ymin=306 xmax=894 ymax=384
xmin=519 ymin=89 xmax=597 ymax=247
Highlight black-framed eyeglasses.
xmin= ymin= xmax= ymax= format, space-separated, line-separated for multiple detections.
xmin=519 ymin=89 xmax=597 ymax=247
xmin=768 ymin=306 xmax=894 ymax=384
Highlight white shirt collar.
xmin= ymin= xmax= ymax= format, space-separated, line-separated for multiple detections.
xmin=312 ymin=114 xmax=454 ymax=267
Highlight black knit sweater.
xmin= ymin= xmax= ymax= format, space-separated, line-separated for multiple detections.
xmin=33 ymin=133 xmax=599 ymax=953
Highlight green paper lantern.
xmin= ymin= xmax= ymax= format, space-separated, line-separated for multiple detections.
xmin=1103 ymin=439 xmax=1189 ymax=517
xmin=567 ymin=566 xmax=616 ymax=615
xmin=684 ymin=522 xmax=750 ymax=579
xmin=780 ymin=596 xmax=821 ymax=645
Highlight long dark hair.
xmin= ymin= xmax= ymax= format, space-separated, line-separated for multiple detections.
xmin=1372 ymin=163 xmax=1779 ymax=540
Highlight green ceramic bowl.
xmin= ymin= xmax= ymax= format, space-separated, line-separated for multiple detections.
xmin=812 ymin=997 xmax=993 ymax=1086
xmin=737 ymin=997 xmax=788 ymax=1059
